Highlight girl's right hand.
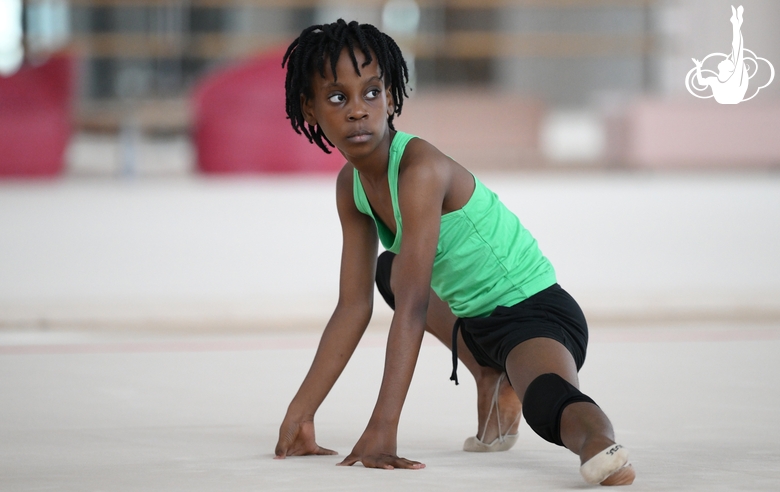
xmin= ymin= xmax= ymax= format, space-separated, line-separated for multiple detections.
xmin=274 ymin=418 xmax=337 ymax=459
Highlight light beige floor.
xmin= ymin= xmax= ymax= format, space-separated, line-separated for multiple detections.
xmin=2 ymin=322 xmax=779 ymax=491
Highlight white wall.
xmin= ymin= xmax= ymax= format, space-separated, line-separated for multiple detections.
xmin=2 ymin=171 xmax=779 ymax=329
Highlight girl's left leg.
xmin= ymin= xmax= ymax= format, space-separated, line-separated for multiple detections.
xmin=425 ymin=290 xmax=521 ymax=450
xmin=376 ymin=250 xmax=520 ymax=448
xmin=504 ymin=337 xmax=635 ymax=486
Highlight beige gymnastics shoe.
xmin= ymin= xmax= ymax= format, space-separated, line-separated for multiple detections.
xmin=463 ymin=433 xmax=519 ymax=452
xmin=580 ymin=444 xmax=635 ymax=486
xmin=463 ymin=373 xmax=521 ymax=452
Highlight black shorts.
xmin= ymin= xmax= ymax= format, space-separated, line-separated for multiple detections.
xmin=375 ymin=251 xmax=589 ymax=372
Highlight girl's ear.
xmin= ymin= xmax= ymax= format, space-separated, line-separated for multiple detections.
xmin=385 ymin=86 xmax=395 ymax=116
xmin=301 ymin=94 xmax=317 ymax=126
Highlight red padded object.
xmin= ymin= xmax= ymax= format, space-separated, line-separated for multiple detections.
xmin=0 ymin=54 xmax=72 ymax=177
xmin=192 ymin=47 xmax=345 ymax=174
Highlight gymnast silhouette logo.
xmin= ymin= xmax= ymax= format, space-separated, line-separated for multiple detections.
xmin=685 ymin=5 xmax=774 ymax=104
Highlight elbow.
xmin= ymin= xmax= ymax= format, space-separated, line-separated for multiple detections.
xmin=335 ymin=297 xmax=374 ymax=325
xmin=410 ymin=295 xmax=430 ymax=320
xmin=393 ymin=291 xmax=430 ymax=328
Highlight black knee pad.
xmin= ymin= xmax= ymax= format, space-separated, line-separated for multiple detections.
xmin=522 ymin=373 xmax=597 ymax=446
xmin=375 ymin=251 xmax=396 ymax=310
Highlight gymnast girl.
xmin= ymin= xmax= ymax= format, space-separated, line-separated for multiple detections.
xmin=274 ymin=19 xmax=635 ymax=486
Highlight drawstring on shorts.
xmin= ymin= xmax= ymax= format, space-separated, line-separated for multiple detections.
xmin=450 ymin=318 xmax=464 ymax=385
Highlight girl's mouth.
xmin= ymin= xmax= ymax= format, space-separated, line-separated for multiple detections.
xmin=346 ymin=131 xmax=372 ymax=143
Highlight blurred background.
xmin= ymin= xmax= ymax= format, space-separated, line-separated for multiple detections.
xmin=1 ymin=0 xmax=779 ymax=331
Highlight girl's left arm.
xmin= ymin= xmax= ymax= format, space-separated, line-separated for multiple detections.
xmin=338 ymin=143 xmax=451 ymax=470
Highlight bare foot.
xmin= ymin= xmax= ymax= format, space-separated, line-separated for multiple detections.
xmin=600 ymin=464 xmax=636 ymax=486
xmin=473 ymin=370 xmax=522 ymax=445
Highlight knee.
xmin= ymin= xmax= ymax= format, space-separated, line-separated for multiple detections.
xmin=522 ymin=373 xmax=597 ymax=446
xmin=375 ymin=251 xmax=396 ymax=310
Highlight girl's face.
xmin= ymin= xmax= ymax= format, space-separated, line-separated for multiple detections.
xmin=301 ymin=47 xmax=394 ymax=162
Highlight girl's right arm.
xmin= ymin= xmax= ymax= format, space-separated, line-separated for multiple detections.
xmin=275 ymin=164 xmax=378 ymax=458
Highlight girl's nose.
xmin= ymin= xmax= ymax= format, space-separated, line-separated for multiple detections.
xmin=347 ymin=101 xmax=369 ymax=120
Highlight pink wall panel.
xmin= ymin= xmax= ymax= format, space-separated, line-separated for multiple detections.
xmin=0 ymin=54 xmax=72 ymax=177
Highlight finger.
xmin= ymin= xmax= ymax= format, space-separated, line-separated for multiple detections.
xmin=364 ymin=456 xmax=409 ymax=470
xmin=274 ymin=443 xmax=288 ymax=459
xmin=287 ymin=443 xmax=319 ymax=457
xmin=275 ymin=424 xmax=298 ymax=458
xmin=337 ymin=454 xmax=360 ymax=467
xmin=316 ymin=446 xmax=338 ymax=456
xmin=393 ymin=457 xmax=425 ymax=470
xmin=275 ymin=433 xmax=299 ymax=458
xmin=367 ymin=461 xmax=394 ymax=470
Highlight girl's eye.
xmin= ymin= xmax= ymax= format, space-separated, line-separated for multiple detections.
xmin=366 ymin=89 xmax=380 ymax=99
xmin=328 ymin=94 xmax=345 ymax=104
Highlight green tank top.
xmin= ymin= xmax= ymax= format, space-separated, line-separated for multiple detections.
xmin=353 ymin=131 xmax=556 ymax=318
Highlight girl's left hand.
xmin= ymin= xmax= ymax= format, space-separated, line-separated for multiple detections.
xmin=274 ymin=419 xmax=336 ymax=459
xmin=337 ymin=426 xmax=425 ymax=470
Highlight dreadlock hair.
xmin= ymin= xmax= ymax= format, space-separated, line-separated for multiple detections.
xmin=282 ymin=19 xmax=410 ymax=154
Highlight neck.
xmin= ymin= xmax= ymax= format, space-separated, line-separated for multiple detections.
xmin=346 ymin=129 xmax=395 ymax=182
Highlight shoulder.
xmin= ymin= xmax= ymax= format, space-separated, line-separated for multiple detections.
xmin=397 ymin=135 xmax=476 ymax=215
xmin=398 ymin=136 xmax=453 ymax=186
xmin=335 ymin=161 xmax=368 ymax=219
xmin=402 ymin=136 xmax=450 ymax=167
xmin=336 ymin=161 xmax=355 ymax=193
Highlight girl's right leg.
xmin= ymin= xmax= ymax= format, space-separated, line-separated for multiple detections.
xmin=504 ymin=337 xmax=635 ymax=486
